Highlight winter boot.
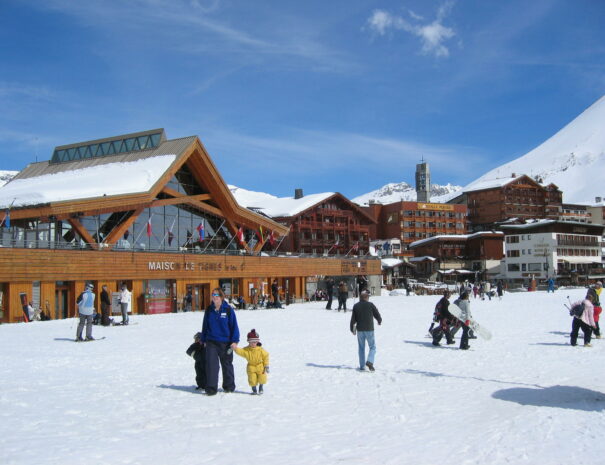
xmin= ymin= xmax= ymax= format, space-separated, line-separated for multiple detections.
xmin=251 ymin=386 xmax=258 ymax=395
xmin=259 ymin=384 xmax=264 ymax=395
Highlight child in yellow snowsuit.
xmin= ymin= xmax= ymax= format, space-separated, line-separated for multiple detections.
xmin=231 ymin=329 xmax=270 ymax=395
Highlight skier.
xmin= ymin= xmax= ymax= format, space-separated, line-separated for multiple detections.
xmin=232 ymin=329 xmax=270 ymax=395
xmin=186 ymin=332 xmax=206 ymax=391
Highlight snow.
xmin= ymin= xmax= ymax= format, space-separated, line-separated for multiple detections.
xmin=230 ymin=185 xmax=334 ymax=217
xmin=381 ymin=258 xmax=403 ymax=268
xmin=466 ymin=95 xmax=605 ymax=205
xmin=352 ymin=182 xmax=463 ymax=206
xmin=3 ymin=289 xmax=604 ymax=464
xmin=0 ymin=155 xmax=176 ymax=208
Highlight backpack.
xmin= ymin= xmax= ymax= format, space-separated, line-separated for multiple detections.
xmin=569 ymin=302 xmax=585 ymax=318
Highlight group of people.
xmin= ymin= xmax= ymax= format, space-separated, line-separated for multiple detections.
xmin=429 ymin=290 xmax=476 ymax=350
xmin=324 ymin=278 xmax=351 ymax=311
xmin=186 ymin=287 xmax=270 ymax=396
xmin=462 ymin=280 xmax=504 ymax=301
xmin=75 ymin=283 xmax=132 ymax=341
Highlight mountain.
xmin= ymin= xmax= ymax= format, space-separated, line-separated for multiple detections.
xmin=0 ymin=171 xmax=17 ymax=187
xmin=351 ymin=182 xmax=463 ymax=206
xmin=465 ymin=95 xmax=605 ymax=205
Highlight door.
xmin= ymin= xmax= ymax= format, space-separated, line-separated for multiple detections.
xmin=55 ymin=286 xmax=69 ymax=319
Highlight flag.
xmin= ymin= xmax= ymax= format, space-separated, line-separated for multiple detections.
xmin=167 ymin=230 xmax=174 ymax=246
xmin=146 ymin=218 xmax=152 ymax=237
xmin=236 ymin=227 xmax=244 ymax=244
xmin=197 ymin=222 xmax=205 ymax=241
xmin=352 ymin=241 xmax=359 ymax=251
xmin=269 ymin=230 xmax=276 ymax=246
xmin=255 ymin=228 xmax=263 ymax=242
xmin=123 ymin=229 xmax=130 ymax=240
xmin=3 ymin=210 xmax=9 ymax=228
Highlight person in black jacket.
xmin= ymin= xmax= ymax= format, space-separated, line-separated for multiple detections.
xmin=325 ymin=277 xmax=334 ymax=310
xmin=100 ymin=285 xmax=112 ymax=326
xmin=350 ymin=290 xmax=382 ymax=371
xmin=432 ymin=290 xmax=455 ymax=346
xmin=186 ymin=332 xmax=206 ymax=391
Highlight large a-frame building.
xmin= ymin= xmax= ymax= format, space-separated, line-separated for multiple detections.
xmin=0 ymin=129 xmax=379 ymax=322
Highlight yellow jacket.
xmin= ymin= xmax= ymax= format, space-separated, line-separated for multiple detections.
xmin=234 ymin=345 xmax=270 ymax=373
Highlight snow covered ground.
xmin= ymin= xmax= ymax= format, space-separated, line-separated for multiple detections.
xmin=2 ymin=288 xmax=605 ymax=465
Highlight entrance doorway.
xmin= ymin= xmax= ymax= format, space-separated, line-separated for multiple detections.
xmin=55 ymin=283 xmax=69 ymax=319
xmin=186 ymin=284 xmax=210 ymax=311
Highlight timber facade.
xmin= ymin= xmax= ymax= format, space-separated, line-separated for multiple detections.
xmin=0 ymin=129 xmax=380 ymax=323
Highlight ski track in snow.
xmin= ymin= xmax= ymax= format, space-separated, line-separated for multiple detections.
xmin=2 ymin=289 xmax=605 ymax=464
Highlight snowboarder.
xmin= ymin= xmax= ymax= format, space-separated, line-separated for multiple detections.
xmin=232 ymin=329 xmax=270 ymax=395
xmin=453 ymin=291 xmax=472 ymax=350
xmin=186 ymin=332 xmax=206 ymax=391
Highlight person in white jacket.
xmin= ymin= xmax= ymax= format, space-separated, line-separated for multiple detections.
xmin=119 ymin=284 xmax=131 ymax=325
xmin=570 ymin=293 xmax=596 ymax=347
xmin=454 ymin=291 xmax=472 ymax=350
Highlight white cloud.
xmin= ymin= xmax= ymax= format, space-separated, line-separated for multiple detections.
xmin=367 ymin=2 xmax=456 ymax=58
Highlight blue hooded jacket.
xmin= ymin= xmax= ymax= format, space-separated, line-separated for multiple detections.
xmin=201 ymin=300 xmax=240 ymax=344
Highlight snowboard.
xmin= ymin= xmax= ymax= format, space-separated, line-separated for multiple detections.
xmin=448 ymin=303 xmax=492 ymax=340
xmin=75 ymin=336 xmax=106 ymax=342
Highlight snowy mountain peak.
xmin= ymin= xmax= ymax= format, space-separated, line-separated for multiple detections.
xmin=466 ymin=95 xmax=605 ymax=204
xmin=352 ymin=182 xmax=462 ymax=206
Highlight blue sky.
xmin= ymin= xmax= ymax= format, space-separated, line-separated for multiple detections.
xmin=1 ymin=0 xmax=605 ymax=198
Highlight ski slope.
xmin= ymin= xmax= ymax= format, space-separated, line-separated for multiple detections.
xmin=1 ymin=288 xmax=604 ymax=465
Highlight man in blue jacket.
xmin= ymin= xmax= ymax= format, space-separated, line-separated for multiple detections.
xmin=200 ymin=288 xmax=240 ymax=395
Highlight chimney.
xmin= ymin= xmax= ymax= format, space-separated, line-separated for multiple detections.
xmin=368 ymin=199 xmax=375 ymax=205
xmin=596 ymin=196 xmax=602 ymax=204
xmin=511 ymin=173 xmax=516 ymax=178
xmin=294 ymin=188 xmax=304 ymax=199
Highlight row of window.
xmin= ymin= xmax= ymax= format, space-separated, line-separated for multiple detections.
xmin=402 ymin=211 xmax=464 ymax=218
xmin=402 ymin=221 xmax=464 ymax=229
xmin=51 ymin=133 xmax=162 ymax=163
xmin=507 ymin=263 xmax=548 ymax=272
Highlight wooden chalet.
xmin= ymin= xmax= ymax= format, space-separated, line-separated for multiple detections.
xmin=0 ymin=129 xmax=380 ymax=322
xmin=248 ymin=190 xmax=377 ymax=256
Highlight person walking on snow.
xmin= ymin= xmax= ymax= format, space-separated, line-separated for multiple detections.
xmin=186 ymin=332 xmax=206 ymax=391
xmin=337 ymin=280 xmax=348 ymax=311
xmin=350 ymin=290 xmax=382 ymax=371
xmin=453 ymin=291 xmax=472 ymax=350
xmin=570 ymin=293 xmax=596 ymax=347
xmin=76 ymin=283 xmax=96 ymax=341
xmin=432 ymin=290 xmax=455 ymax=346
xmin=232 ymin=329 xmax=270 ymax=395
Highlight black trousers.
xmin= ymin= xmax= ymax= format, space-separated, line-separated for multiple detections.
xmin=195 ymin=359 xmax=207 ymax=389
xmin=326 ymin=291 xmax=333 ymax=309
xmin=570 ymin=318 xmax=592 ymax=346
xmin=432 ymin=319 xmax=454 ymax=345
xmin=338 ymin=293 xmax=348 ymax=310
xmin=204 ymin=340 xmax=235 ymax=394
xmin=460 ymin=324 xmax=470 ymax=349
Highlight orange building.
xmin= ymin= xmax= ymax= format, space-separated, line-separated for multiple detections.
xmin=0 ymin=129 xmax=380 ymax=322
xmin=363 ymin=201 xmax=468 ymax=254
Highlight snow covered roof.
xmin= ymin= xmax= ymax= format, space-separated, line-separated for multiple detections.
xmin=409 ymin=256 xmax=436 ymax=262
xmin=0 ymin=155 xmax=176 ymax=208
xmin=463 ymin=175 xmax=530 ymax=193
xmin=381 ymin=258 xmax=403 ymax=268
xmin=409 ymin=231 xmax=503 ymax=248
xmin=230 ymin=186 xmax=375 ymax=221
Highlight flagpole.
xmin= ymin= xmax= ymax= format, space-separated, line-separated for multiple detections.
xmin=273 ymin=235 xmax=286 ymax=254
xmin=0 ymin=198 xmax=17 ymax=228
xmin=158 ymin=217 xmax=177 ymax=249
xmin=202 ymin=220 xmax=225 ymax=253
xmin=133 ymin=213 xmax=153 ymax=245
xmin=221 ymin=229 xmax=238 ymax=254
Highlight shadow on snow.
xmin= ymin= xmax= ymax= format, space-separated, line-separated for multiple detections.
xmin=492 ymin=385 xmax=605 ymax=411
